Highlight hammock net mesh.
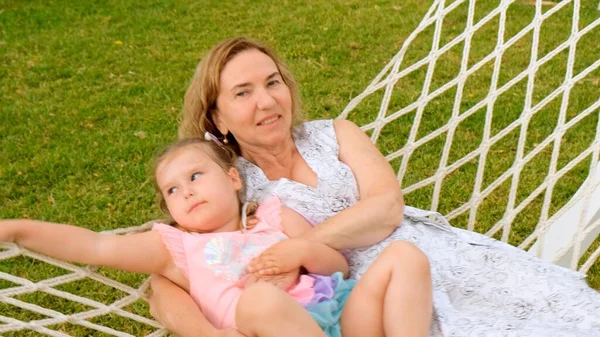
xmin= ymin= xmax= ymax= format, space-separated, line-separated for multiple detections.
xmin=1 ymin=0 xmax=599 ymax=335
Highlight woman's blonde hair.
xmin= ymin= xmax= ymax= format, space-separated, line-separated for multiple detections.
xmin=179 ymin=37 xmax=304 ymax=155
xmin=153 ymin=138 xmax=257 ymax=227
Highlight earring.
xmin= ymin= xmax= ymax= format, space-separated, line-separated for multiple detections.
xmin=223 ymin=133 xmax=229 ymax=144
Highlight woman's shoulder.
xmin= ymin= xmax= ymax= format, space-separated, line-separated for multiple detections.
xmin=295 ymin=119 xmax=361 ymax=141
xmin=293 ymin=119 xmax=338 ymax=148
xmin=298 ymin=118 xmax=358 ymax=130
xmin=294 ymin=119 xmax=334 ymax=134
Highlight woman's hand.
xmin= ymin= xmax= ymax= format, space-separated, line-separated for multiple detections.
xmin=214 ymin=329 xmax=247 ymax=337
xmin=247 ymin=239 xmax=307 ymax=275
xmin=148 ymin=275 xmax=217 ymax=337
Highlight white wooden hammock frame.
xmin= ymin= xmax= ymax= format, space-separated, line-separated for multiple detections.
xmin=1 ymin=0 xmax=599 ymax=335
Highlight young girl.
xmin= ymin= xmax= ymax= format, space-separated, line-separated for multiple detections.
xmin=0 ymin=137 xmax=432 ymax=337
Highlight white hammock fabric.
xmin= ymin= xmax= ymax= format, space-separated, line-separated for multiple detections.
xmin=339 ymin=0 xmax=600 ymax=272
xmin=341 ymin=0 xmax=600 ymax=271
xmin=1 ymin=0 xmax=599 ymax=335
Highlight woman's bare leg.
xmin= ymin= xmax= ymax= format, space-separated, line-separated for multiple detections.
xmin=341 ymin=241 xmax=433 ymax=337
xmin=236 ymin=282 xmax=325 ymax=337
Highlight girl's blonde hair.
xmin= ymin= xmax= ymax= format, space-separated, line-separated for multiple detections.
xmin=153 ymin=138 xmax=257 ymax=227
xmin=179 ymin=37 xmax=304 ymax=155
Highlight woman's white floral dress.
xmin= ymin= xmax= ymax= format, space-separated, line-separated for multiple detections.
xmin=237 ymin=120 xmax=600 ymax=337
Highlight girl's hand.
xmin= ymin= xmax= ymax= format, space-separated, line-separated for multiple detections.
xmin=247 ymin=239 xmax=307 ymax=275
xmin=243 ymin=268 xmax=300 ymax=291
xmin=0 ymin=220 xmax=18 ymax=243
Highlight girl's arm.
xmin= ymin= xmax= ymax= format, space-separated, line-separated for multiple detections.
xmin=1 ymin=220 xmax=232 ymax=337
xmin=0 ymin=219 xmax=171 ymax=275
xmin=248 ymin=207 xmax=349 ymax=278
xmin=299 ymin=119 xmax=405 ymax=250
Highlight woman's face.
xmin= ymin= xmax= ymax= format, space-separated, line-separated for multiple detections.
xmin=215 ymin=49 xmax=293 ymax=151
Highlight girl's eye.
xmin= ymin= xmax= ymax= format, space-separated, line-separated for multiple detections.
xmin=235 ymin=90 xmax=248 ymax=97
xmin=167 ymin=187 xmax=178 ymax=195
xmin=267 ymin=80 xmax=280 ymax=87
xmin=191 ymin=172 xmax=202 ymax=181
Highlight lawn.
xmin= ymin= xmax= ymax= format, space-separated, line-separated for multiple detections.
xmin=1 ymin=0 xmax=599 ymax=336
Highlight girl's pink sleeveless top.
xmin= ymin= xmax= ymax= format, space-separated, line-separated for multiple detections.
xmin=153 ymin=197 xmax=316 ymax=328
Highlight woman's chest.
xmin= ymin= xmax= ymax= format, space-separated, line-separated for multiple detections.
xmin=263 ymin=152 xmax=319 ymax=188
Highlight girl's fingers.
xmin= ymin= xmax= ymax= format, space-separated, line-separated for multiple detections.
xmin=248 ymin=259 xmax=278 ymax=272
xmin=259 ymin=260 xmax=277 ymax=269
xmin=248 ymin=255 xmax=271 ymax=270
xmin=247 ymin=260 xmax=256 ymax=272
xmin=258 ymin=267 xmax=280 ymax=275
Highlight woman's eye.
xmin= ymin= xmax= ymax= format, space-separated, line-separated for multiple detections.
xmin=191 ymin=172 xmax=202 ymax=181
xmin=167 ymin=187 xmax=177 ymax=195
xmin=235 ymin=90 xmax=248 ymax=97
xmin=267 ymin=80 xmax=280 ymax=87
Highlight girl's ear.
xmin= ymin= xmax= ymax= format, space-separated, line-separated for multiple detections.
xmin=227 ymin=167 xmax=243 ymax=191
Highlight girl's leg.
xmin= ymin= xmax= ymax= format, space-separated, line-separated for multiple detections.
xmin=341 ymin=241 xmax=432 ymax=337
xmin=236 ymin=282 xmax=325 ymax=337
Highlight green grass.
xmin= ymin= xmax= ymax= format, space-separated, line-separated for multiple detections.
xmin=1 ymin=0 xmax=599 ymax=335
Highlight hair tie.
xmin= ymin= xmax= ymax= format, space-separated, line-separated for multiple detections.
xmin=204 ymin=131 xmax=224 ymax=147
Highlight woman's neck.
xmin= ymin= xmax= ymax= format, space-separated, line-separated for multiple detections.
xmin=241 ymin=137 xmax=297 ymax=177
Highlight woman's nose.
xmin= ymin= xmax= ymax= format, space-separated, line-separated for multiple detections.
xmin=255 ymin=87 xmax=276 ymax=110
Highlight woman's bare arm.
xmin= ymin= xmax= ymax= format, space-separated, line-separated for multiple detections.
xmin=148 ymin=275 xmax=234 ymax=337
xmin=299 ymin=119 xmax=405 ymax=250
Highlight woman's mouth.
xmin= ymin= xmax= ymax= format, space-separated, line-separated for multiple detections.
xmin=257 ymin=115 xmax=280 ymax=126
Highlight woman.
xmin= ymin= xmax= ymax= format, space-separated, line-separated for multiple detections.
xmin=150 ymin=37 xmax=600 ymax=337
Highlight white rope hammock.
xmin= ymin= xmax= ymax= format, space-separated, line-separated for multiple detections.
xmin=1 ymin=0 xmax=599 ymax=335
xmin=339 ymin=0 xmax=600 ymax=272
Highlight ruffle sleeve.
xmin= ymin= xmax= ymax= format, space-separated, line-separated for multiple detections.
xmin=152 ymin=223 xmax=189 ymax=278
xmin=255 ymin=196 xmax=283 ymax=231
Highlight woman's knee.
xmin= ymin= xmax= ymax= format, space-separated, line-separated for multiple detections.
xmin=382 ymin=241 xmax=431 ymax=275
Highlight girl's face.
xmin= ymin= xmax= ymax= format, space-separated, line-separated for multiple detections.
xmin=215 ymin=49 xmax=293 ymax=152
xmin=156 ymin=146 xmax=243 ymax=232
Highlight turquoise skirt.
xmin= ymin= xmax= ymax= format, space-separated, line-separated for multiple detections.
xmin=305 ymin=272 xmax=356 ymax=337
